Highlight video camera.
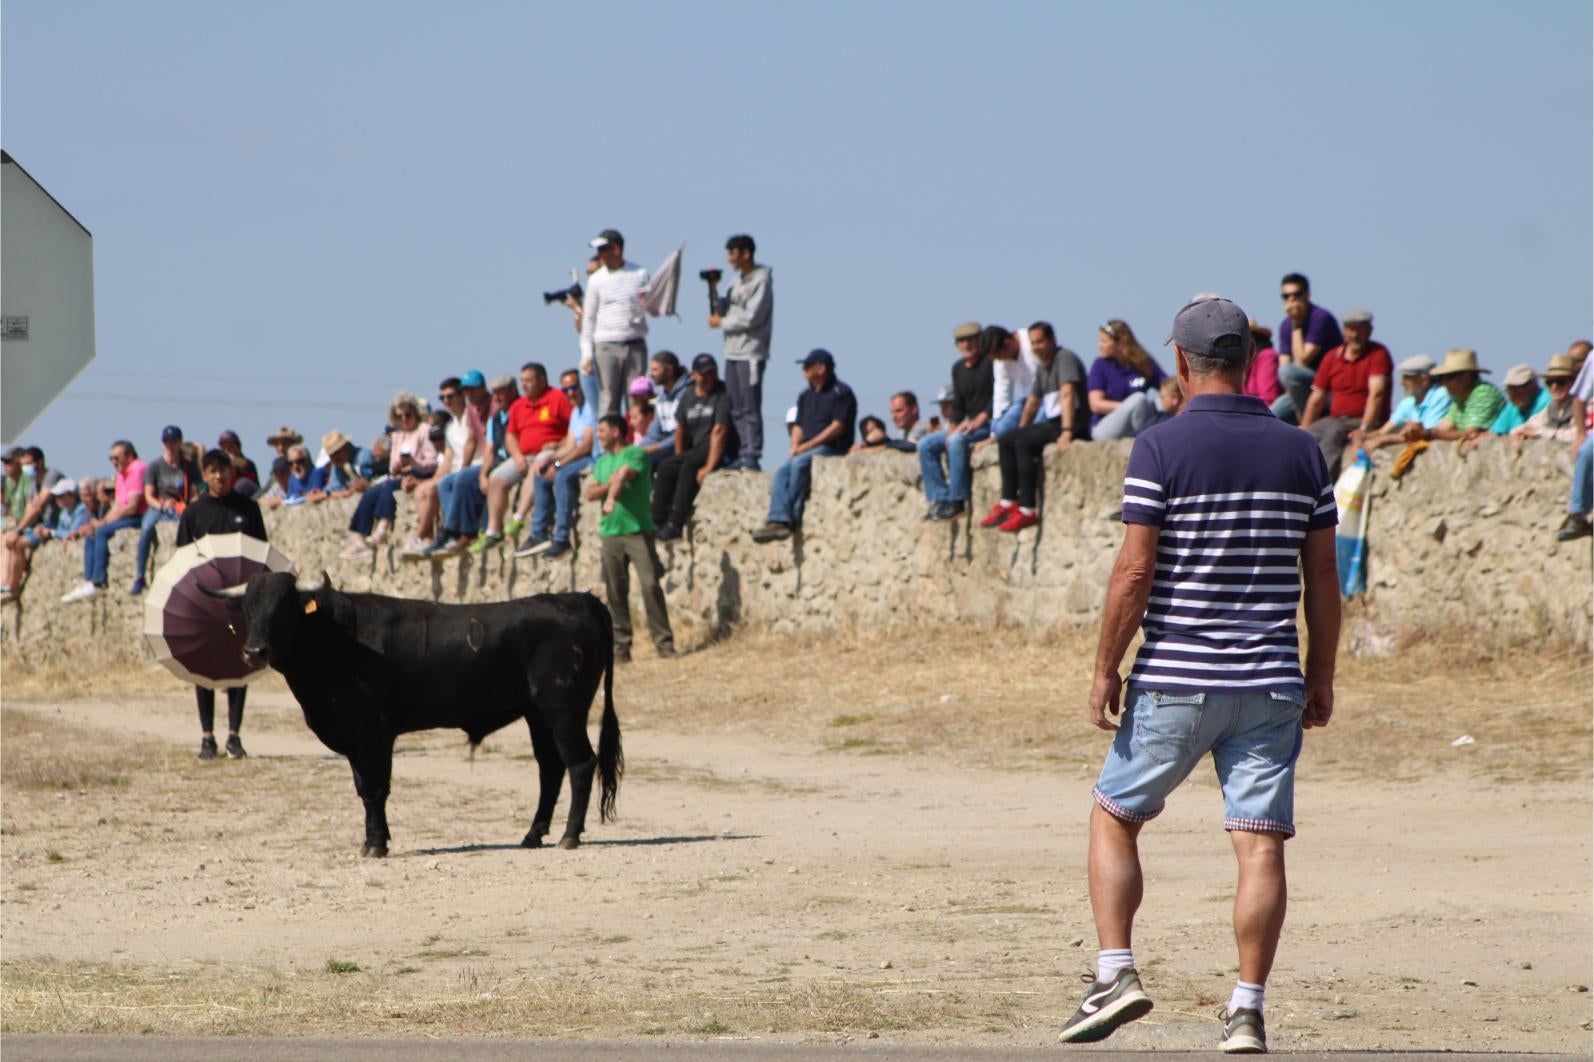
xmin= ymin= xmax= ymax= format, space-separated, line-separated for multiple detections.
xmin=542 ymin=266 xmax=584 ymax=307
xmin=698 ymin=269 xmax=723 ymax=284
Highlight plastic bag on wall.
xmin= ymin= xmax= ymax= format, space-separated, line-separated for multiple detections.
xmin=1334 ymin=450 xmax=1374 ymax=597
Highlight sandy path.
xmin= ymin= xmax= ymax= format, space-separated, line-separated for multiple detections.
xmin=3 ymin=688 xmax=1590 ymax=1052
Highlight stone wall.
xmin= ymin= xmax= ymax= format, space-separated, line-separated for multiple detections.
xmin=3 ymin=438 xmax=1588 ymax=678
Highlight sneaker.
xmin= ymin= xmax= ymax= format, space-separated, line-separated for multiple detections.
xmin=367 ymin=520 xmax=392 ymax=546
xmin=198 ymin=736 xmax=219 ymax=761
xmin=922 ymin=504 xmax=940 ymax=521
xmin=979 ymin=502 xmax=1017 ymax=528
xmin=225 ymin=734 xmax=247 ymax=759
xmin=750 ymin=521 xmax=793 ymax=543
xmin=999 ymin=509 xmax=1039 ymax=533
xmin=1057 ymin=968 xmax=1154 ymax=1044
xmin=932 ymin=501 xmax=965 ymax=521
xmin=466 ymin=533 xmax=503 ymax=556
xmin=1557 ymin=513 xmax=1592 ymax=542
xmin=61 ymin=581 xmax=101 ymax=604
xmin=1219 ymin=1007 xmax=1267 ymax=1054
xmin=339 ymin=539 xmax=373 ymax=560
xmin=504 ymin=516 xmax=526 ymax=540
xmin=655 ymin=645 xmax=678 ymax=659
xmin=541 ymin=540 xmax=570 ymax=560
xmin=655 ymin=523 xmax=682 ymax=541
xmin=513 ymin=537 xmax=551 ymax=559
xmin=419 ymin=535 xmax=457 ymax=560
xmin=398 ymin=537 xmax=431 ymax=561
xmin=129 ymin=577 xmax=146 ymax=596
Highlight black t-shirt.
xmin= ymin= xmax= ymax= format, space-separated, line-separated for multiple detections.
xmin=677 ymin=381 xmax=739 ymax=456
xmin=176 ymin=491 xmax=268 ymax=547
xmin=949 ymin=356 xmax=994 ymax=424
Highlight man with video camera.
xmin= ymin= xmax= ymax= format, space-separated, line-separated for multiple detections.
xmin=706 ymin=234 xmax=773 ymax=472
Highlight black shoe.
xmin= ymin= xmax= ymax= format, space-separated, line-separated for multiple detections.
xmin=750 ymin=521 xmax=792 ymax=543
xmin=225 ymin=735 xmax=247 ymax=759
xmin=655 ymin=523 xmax=682 ymax=541
xmin=542 ymin=540 xmax=570 ymax=559
xmin=1219 ymin=1007 xmax=1267 ymax=1054
xmin=198 ymin=737 xmax=219 ymax=761
xmin=656 ymin=646 xmax=678 ymax=659
xmin=1057 ymin=968 xmax=1154 ymax=1043
xmin=922 ymin=504 xmax=940 ymax=521
xmin=932 ymin=501 xmax=964 ymax=521
xmin=1557 ymin=513 xmax=1592 ymax=542
xmin=129 ymin=577 xmax=146 ymax=597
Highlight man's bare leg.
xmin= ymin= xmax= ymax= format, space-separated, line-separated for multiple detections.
xmin=1089 ymin=802 xmax=1144 ymax=949
xmin=1230 ymin=830 xmax=1287 ymax=985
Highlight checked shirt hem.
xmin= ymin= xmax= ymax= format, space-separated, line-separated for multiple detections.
xmin=1093 ymin=786 xmax=1159 ymax=824
xmin=1224 ymin=815 xmax=1296 ymax=838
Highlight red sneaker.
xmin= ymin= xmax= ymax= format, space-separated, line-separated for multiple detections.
xmin=999 ymin=509 xmax=1039 ymax=533
xmin=979 ymin=502 xmax=1017 ymax=528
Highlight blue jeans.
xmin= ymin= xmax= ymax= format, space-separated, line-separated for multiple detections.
xmin=1093 ymin=686 xmax=1305 ymax=838
xmin=350 ymin=479 xmax=404 ymax=535
xmin=83 ymin=515 xmax=140 ymax=584
xmin=135 ymin=508 xmax=180 ymax=582
xmin=440 ymin=468 xmax=485 ymax=536
xmin=1272 ymin=362 xmax=1316 ymax=423
xmin=918 ymin=425 xmax=991 ymax=504
xmin=1572 ymin=435 xmax=1593 ymax=515
xmin=766 ymin=445 xmax=844 ymax=526
xmin=530 ymin=455 xmax=594 ymax=544
xmin=990 ymin=402 xmax=1024 ymax=442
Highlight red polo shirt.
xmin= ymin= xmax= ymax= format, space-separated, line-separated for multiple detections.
xmin=507 ymin=388 xmax=573 ymax=455
xmin=1313 ymin=341 xmax=1393 ymax=421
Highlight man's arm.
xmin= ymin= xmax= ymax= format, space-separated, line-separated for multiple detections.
xmin=1361 ymin=375 xmax=1389 ymax=433
xmin=1300 ymin=526 xmax=1340 ymax=728
xmin=704 ymin=423 xmax=729 ymax=476
xmin=1058 ymin=383 xmax=1080 ymax=445
xmin=796 ymin=420 xmax=844 ymax=455
xmin=1299 ymin=389 xmax=1327 ymax=429
xmin=1088 ymin=523 xmax=1160 ymax=731
xmin=1018 ymin=394 xmax=1040 ymax=430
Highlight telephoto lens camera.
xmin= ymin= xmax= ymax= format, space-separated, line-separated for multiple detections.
xmin=542 ymin=283 xmax=582 ymax=306
xmin=698 ymin=269 xmax=723 ymax=284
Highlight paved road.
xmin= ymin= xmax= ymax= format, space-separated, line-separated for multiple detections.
xmin=1 ymin=1036 xmax=1581 ymax=1061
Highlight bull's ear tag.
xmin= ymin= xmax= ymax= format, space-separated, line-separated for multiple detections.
xmin=304 ymin=598 xmax=319 ymax=615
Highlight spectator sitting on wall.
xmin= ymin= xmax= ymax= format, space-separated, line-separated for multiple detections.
xmin=931 ymin=384 xmax=954 ymax=434
xmin=1513 ymin=354 xmax=1580 ymax=443
xmin=10 ymin=446 xmax=66 ymax=539
xmin=1351 ymin=355 xmax=1451 ymax=453
xmin=1 ymin=477 xmax=82 ymax=603
xmin=639 ymin=351 xmax=691 ymax=466
xmin=217 ymin=430 xmax=259 ymax=488
xmin=283 ymin=446 xmax=316 ymax=503
xmin=131 ymin=426 xmax=202 ymax=597
xmin=1557 ymin=351 xmax=1593 ymax=541
xmin=628 ymin=394 xmax=655 ymax=445
xmin=423 ymin=374 xmax=517 ymax=559
xmin=1414 ymin=349 xmax=1506 ymax=448
xmin=471 ymin=363 xmax=571 ymax=554
xmin=265 ymin=426 xmax=302 ymax=460
xmin=342 ymin=391 xmax=439 ymax=558
xmin=1 ymin=447 xmax=25 ymax=526
xmin=983 ymin=323 xmax=1039 ymax=447
xmin=402 ymin=377 xmax=476 ymax=556
xmin=1243 ymin=319 xmax=1281 ymax=406
xmin=652 ymin=354 xmax=738 ymax=542
xmin=67 ymin=478 xmax=103 ymax=537
xmin=751 ymin=349 xmax=857 ymax=542
xmin=307 ymin=431 xmax=371 ymax=502
xmin=980 ymin=321 xmax=1089 ymax=533
xmin=852 ymin=415 xmax=892 ymax=451
xmin=1088 ymin=319 xmax=1169 ymax=441
xmin=515 ymin=368 xmax=597 ymax=561
xmin=889 ymin=390 xmax=928 ymax=448
xmin=1568 ymin=339 xmax=1592 ymax=375
xmin=918 ymin=321 xmax=993 ymax=521
xmin=62 ymin=439 xmax=148 ymax=603
xmin=258 ymin=456 xmax=294 ymax=509
xmin=1477 ymin=364 xmax=1550 ymax=447
xmin=1272 ymin=272 xmax=1345 ymax=423
xmin=585 ymin=413 xmax=677 ymax=663
xmin=1297 ymin=309 xmax=1392 ymax=474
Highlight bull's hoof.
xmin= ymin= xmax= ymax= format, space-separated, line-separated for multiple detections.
xmin=360 ymin=843 xmax=389 ymax=858
xmin=557 ymin=835 xmax=580 ymax=850
xmin=520 ymin=830 xmax=544 ymax=849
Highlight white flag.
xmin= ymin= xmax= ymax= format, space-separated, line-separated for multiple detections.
xmin=642 ymin=245 xmax=683 ymax=319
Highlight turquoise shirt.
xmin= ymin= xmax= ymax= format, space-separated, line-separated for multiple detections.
xmin=1388 ymin=385 xmax=1452 ymax=430
xmin=1488 ymin=387 xmax=1550 ymax=434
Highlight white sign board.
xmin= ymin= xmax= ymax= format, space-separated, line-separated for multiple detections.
xmin=1 ymin=151 xmax=95 ymax=443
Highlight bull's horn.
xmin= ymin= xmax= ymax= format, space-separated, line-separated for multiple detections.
xmin=197 ymin=582 xmax=250 ymax=600
xmin=295 ymin=570 xmax=334 ymax=593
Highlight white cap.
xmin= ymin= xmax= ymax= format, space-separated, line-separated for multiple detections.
xmin=50 ymin=478 xmax=76 ymax=496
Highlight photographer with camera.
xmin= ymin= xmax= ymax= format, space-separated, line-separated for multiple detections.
xmin=706 ymin=234 xmax=773 ymax=472
xmin=581 ymin=228 xmax=652 ymax=417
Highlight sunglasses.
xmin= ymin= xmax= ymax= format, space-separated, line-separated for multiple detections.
xmin=439 ymin=391 xmax=460 ymax=401
xmin=1280 ymin=289 xmax=1307 ymax=301
xmin=290 ymin=459 xmax=308 ymax=467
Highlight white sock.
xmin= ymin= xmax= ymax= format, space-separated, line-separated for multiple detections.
xmin=1229 ymin=980 xmax=1264 ymax=1015
xmin=1018 ymin=506 xmax=1035 ymax=515
xmin=1096 ymin=948 xmax=1134 ymax=983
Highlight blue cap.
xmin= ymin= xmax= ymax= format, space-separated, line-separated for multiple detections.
xmin=459 ymin=369 xmax=486 ymax=388
xmin=798 ymin=348 xmax=835 ymax=369
xmin=161 ymin=425 xmax=184 ymax=443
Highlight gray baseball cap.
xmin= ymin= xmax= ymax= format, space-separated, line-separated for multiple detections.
xmin=1164 ymin=297 xmax=1252 ymax=361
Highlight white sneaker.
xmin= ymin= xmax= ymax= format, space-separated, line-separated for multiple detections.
xmin=339 ymin=539 xmax=373 ymax=560
xmin=368 ymin=519 xmax=392 ymax=546
xmin=61 ymin=581 xmax=101 ymax=603
xmin=398 ymin=537 xmax=429 ymax=560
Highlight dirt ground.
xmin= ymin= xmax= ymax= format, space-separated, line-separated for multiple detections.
xmin=2 ymin=629 xmax=1590 ymax=1052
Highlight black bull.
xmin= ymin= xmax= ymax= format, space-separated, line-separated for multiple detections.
xmin=203 ymin=572 xmax=621 ymax=856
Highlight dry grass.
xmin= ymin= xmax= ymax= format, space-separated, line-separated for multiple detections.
xmin=0 ymin=707 xmax=174 ymax=791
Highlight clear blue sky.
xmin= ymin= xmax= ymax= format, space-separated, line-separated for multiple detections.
xmin=5 ymin=0 xmax=1590 ymax=478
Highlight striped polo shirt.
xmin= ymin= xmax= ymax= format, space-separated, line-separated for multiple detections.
xmin=1121 ymin=393 xmax=1337 ymax=693
xmin=579 ymin=260 xmax=651 ymax=361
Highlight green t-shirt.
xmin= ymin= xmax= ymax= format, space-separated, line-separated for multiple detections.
xmin=592 ymin=445 xmax=655 ymax=537
xmin=1445 ymin=381 xmax=1507 ymax=431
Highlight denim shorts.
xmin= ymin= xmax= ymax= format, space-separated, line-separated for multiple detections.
xmin=1093 ymin=685 xmax=1305 ymax=838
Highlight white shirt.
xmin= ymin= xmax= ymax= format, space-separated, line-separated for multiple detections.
xmin=579 ymin=260 xmax=651 ymax=361
xmin=992 ymin=329 xmax=1039 ymax=419
xmin=444 ymin=416 xmax=472 ymax=468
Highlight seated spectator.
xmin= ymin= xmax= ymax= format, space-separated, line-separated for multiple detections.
xmin=9 ymin=447 xmax=66 ymax=539
xmin=131 ymin=426 xmax=202 ymax=596
xmin=62 ymin=439 xmax=148 ymax=603
xmin=652 ymin=354 xmax=738 ymax=541
xmin=584 ymin=413 xmax=677 ymax=662
xmin=423 ymin=374 xmax=517 ymax=558
xmin=932 ymin=385 xmax=954 ymax=433
xmin=515 ymin=368 xmax=597 ymax=560
xmin=284 ymin=446 xmax=316 ymax=501
xmin=628 ymin=395 xmax=655 ymax=444
xmin=1514 ymin=354 xmax=1579 ymax=443
xmin=1272 ymin=272 xmax=1345 ymax=423
xmin=265 ymin=426 xmax=303 ymax=459
xmin=362 ymin=434 xmax=392 ymax=479
xmin=919 ymin=322 xmax=994 ymax=520
xmin=1298 ymin=309 xmax=1392 ymax=473
xmin=981 ymin=322 xmax=1088 ymax=532
xmin=217 ymin=430 xmax=258 ymax=487
xmin=1088 ymin=319 xmax=1168 ymax=440
xmin=342 ymin=392 xmax=438 ymax=558
xmin=1568 ymin=339 xmax=1592 ymax=375
xmin=308 ymin=431 xmax=371 ymax=501
xmin=852 ymin=415 xmax=892 ymax=451
xmin=471 ymin=363 xmax=572 ymax=554
xmin=750 ymin=349 xmax=857 ymax=542
xmin=639 ymin=351 xmax=691 ymax=466
xmin=1558 ymin=352 xmax=1592 ymax=541
xmin=1351 ymin=354 xmax=1450 ymax=452
xmin=889 ymin=390 xmax=927 ymax=448
xmin=258 ymin=456 xmax=294 ymax=509
xmin=68 ymin=478 xmax=104 ymax=535
xmin=401 ymin=376 xmax=477 ymax=555
xmin=1 ymin=447 xmax=25 ymax=526
xmin=1482 ymin=364 xmax=1550 ymax=441
xmin=1243 ymin=319 xmax=1281 ymax=405
xmin=1 ymin=478 xmax=82 ymax=602
xmin=985 ymin=324 xmax=1038 ymax=444
xmin=1417 ymin=349 xmax=1507 ymax=448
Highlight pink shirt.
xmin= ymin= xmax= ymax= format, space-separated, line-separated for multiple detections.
xmin=1244 ymin=346 xmax=1282 ymax=405
xmin=117 ymin=459 xmax=149 ymax=516
xmin=387 ymin=425 xmax=438 ymax=476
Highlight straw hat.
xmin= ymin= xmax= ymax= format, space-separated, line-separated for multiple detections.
xmin=1429 ymin=349 xmax=1489 ymax=377
xmin=321 ymin=429 xmax=352 ymax=456
xmin=1541 ymin=353 xmax=1576 ymax=380
xmin=266 ymin=425 xmax=303 ymax=447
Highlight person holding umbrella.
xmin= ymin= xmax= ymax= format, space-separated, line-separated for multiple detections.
xmin=176 ymin=449 xmax=268 ymax=760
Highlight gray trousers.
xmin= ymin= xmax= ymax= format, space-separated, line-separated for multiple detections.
xmin=595 ymin=339 xmax=648 ymax=417
xmin=1307 ymin=414 xmax=1359 ymax=477
xmin=725 ymin=358 xmax=765 ymax=468
xmin=600 ymin=532 xmax=675 ymax=655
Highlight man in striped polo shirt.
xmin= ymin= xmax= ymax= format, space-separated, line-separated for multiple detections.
xmin=1059 ymin=297 xmax=1340 ymax=1054
xmin=581 ymin=228 xmax=652 ymax=417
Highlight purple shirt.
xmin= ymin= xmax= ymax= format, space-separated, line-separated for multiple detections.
xmin=1275 ymin=304 xmax=1343 ymax=369
xmin=1086 ymin=357 xmax=1167 ymax=427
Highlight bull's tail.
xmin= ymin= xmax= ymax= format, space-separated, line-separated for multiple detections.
xmin=595 ymin=596 xmax=623 ymax=823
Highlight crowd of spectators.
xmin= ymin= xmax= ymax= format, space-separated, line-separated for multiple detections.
xmin=4 ymin=256 xmax=1589 ymax=618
